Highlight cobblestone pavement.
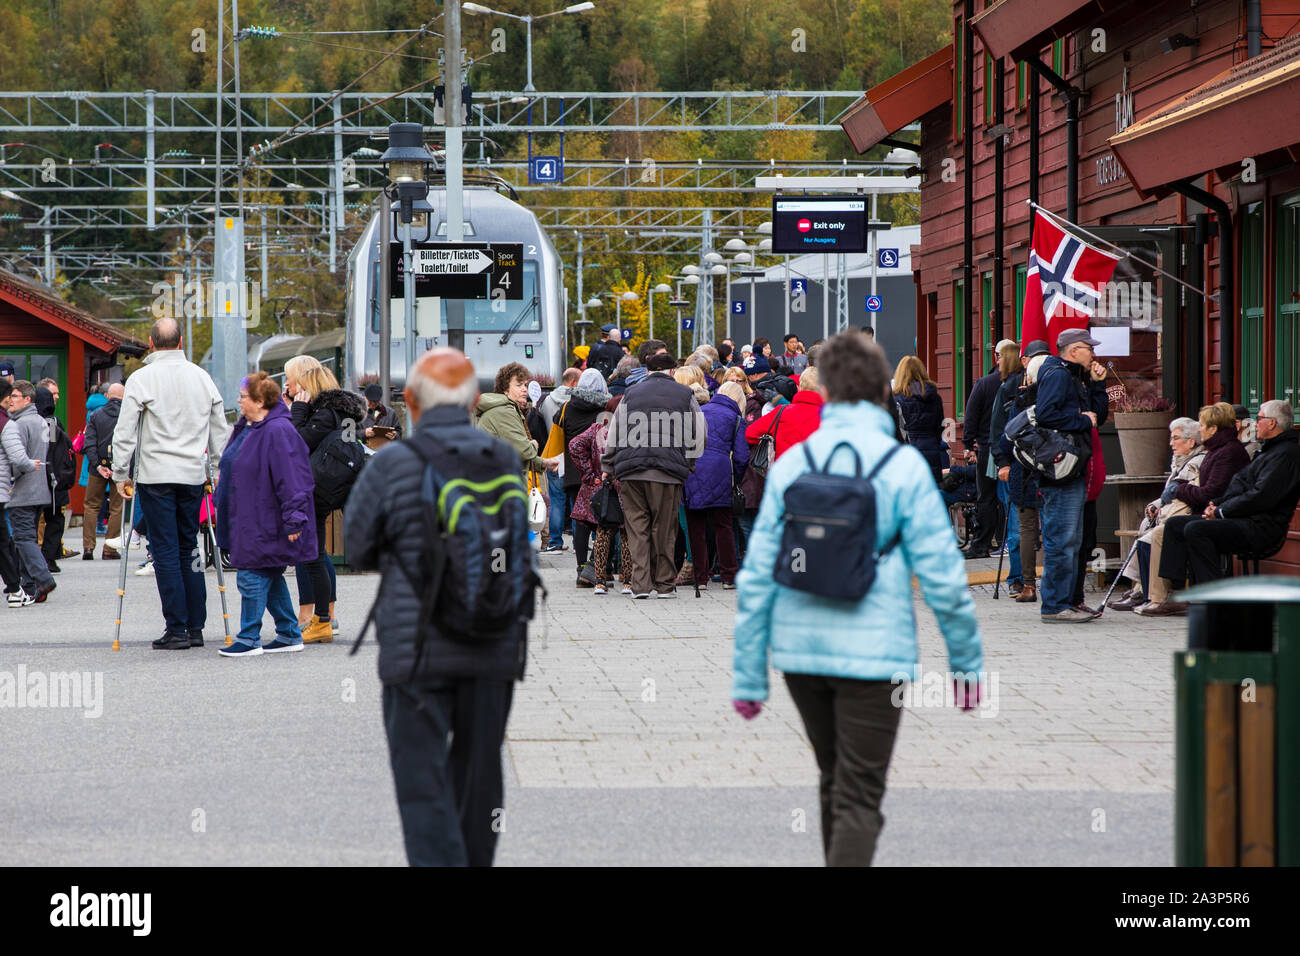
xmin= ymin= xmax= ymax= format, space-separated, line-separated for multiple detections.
xmin=0 ymin=530 xmax=1183 ymax=865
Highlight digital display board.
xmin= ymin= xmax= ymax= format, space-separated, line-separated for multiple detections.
xmin=771 ymin=196 xmax=868 ymax=253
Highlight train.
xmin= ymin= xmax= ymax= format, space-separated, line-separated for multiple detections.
xmin=342 ymin=181 xmax=567 ymax=393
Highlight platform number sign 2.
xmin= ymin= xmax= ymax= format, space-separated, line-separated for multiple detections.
xmin=530 ymin=156 xmax=561 ymax=184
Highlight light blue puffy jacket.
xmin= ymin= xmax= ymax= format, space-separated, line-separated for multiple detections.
xmin=733 ymin=400 xmax=982 ymax=700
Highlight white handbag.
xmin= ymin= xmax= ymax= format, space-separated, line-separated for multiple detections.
xmin=527 ymin=474 xmax=548 ymax=532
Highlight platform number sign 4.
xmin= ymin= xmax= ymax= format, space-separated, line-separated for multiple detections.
xmin=530 ymin=156 xmax=561 ymax=184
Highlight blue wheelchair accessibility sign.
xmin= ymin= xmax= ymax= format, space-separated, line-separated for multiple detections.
xmin=877 ymin=248 xmax=899 ymax=268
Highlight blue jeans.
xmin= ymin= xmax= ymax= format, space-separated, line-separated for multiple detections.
xmin=8 ymin=505 xmax=54 ymax=593
xmin=546 ymin=469 xmax=566 ymax=548
xmin=236 ymin=568 xmax=302 ymax=647
xmin=998 ymin=480 xmax=1021 ymax=584
xmin=1038 ymin=477 xmax=1086 ymax=615
xmin=137 ymin=483 xmax=206 ymax=635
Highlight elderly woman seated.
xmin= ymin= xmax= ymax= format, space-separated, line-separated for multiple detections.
xmin=1108 ymin=416 xmax=1205 ymax=610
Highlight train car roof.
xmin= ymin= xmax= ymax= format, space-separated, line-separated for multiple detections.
xmin=261 ymin=326 xmax=346 ymax=363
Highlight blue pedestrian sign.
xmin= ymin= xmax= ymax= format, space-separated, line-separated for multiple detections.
xmin=683 ymin=317 xmax=695 ymax=330
xmin=877 ymin=248 xmax=899 ymax=269
xmin=865 ymin=295 xmax=884 ymax=312
xmin=790 ymin=278 xmax=807 ymax=296
xmin=731 ymin=300 xmax=746 ymax=315
xmin=530 ymin=156 xmax=561 ymax=184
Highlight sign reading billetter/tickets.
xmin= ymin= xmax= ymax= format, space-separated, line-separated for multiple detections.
xmin=389 ymin=242 xmax=524 ymax=300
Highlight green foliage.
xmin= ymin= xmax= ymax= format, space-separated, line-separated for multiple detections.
xmin=0 ymin=0 xmax=950 ymax=348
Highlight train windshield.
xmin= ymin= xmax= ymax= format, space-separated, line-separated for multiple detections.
xmin=463 ymin=262 xmax=540 ymax=333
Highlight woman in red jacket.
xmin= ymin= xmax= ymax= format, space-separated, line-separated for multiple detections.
xmin=744 ymin=366 xmax=825 ymax=460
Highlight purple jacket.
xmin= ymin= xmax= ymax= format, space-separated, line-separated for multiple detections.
xmin=216 ymin=401 xmax=318 ymax=569
xmin=683 ymin=392 xmax=749 ymax=510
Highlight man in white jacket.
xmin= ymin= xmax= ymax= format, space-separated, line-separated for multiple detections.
xmin=112 ymin=318 xmax=230 ymax=650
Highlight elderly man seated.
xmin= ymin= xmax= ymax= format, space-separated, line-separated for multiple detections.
xmin=1107 ymin=415 xmax=1205 ymax=611
xmin=1150 ymin=399 xmax=1300 ymax=612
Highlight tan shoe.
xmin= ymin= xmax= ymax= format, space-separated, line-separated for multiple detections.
xmin=302 ymin=615 xmax=334 ymax=643
xmin=675 ymin=561 xmax=694 ymax=586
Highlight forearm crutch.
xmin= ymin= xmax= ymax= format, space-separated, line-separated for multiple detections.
xmin=204 ymin=461 xmax=233 ymax=647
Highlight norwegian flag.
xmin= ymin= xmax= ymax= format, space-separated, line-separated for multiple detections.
xmin=1020 ymin=210 xmax=1120 ymax=354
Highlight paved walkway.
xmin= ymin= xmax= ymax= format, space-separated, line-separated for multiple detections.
xmin=0 ymin=529 xmax=1185 ymax=865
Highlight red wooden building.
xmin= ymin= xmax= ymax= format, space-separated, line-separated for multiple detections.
xmin=0 ymin=268 xmax=145 ymax=516
xmin=843 ymin=0 xmax=1300 ymax=571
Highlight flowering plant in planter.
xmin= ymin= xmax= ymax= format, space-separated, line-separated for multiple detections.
xmin=1109 ymin=391 xmax=1176 ymax=413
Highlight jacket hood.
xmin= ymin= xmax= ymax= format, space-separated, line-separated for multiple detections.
xmin=570 ymin=388 xmax=608 ymax=409
xmin=706 ymin=392 xmax=740 ymax=416
xmin=86 ymin=393 xmax=108 ymax=413
xmin=34 ymin=386 xmax=55 ymax=417
xmin=8 ymin=402 xmax=36 ymax=421
xmin=821 ymin=399 xmax=896 ymax=438
xmin=309 ymin=388 xmax=367 ymax=421
xmin=476 ymin=392 xmax=515 ymax=413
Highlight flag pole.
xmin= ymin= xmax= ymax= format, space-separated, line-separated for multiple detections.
xmin=1026 ymin=200 xmax=1214 ymax=301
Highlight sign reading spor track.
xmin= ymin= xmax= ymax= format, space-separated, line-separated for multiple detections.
xmin=390 ymin=242 xmax=524 ymax=300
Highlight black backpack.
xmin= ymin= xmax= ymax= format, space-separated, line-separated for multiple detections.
xmin=351 ymin=430 xmax=543 ymax=673
xmin=45 ymin=418 xmax=76 ymax=492
xmin=773 ymin=441 xmax=904 ymax=602
xmin=309 ymin=413 xmax=367 ymax=512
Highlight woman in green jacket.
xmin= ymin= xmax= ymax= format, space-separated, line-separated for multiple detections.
xmin=473 ymin=361 xmax=561 ymax=478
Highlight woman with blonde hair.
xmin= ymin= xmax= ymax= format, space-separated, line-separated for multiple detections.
xmin=288 ymin=354 xmax=367 ymax=643
xmin=674 ymin=365 xmax=706 ymax=390
xmin=891 ymin=355 xmax=945 ymax=484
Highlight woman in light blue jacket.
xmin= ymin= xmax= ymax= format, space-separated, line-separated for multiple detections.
xmin=732 ymin=331 xmax=984 ymax=866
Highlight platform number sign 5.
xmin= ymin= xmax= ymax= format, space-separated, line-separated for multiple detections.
xmin=731 ymin=300 xmax=746 ymax=315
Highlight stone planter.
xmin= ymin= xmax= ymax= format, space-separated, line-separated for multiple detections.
xmin=1113 ymin=410 xmax=1175 ymax=475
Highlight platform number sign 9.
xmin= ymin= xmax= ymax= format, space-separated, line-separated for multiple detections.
xmin=530 ymin=156 xmax=561 ymax=184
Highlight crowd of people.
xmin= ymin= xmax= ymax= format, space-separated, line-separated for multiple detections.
xmin=9 ymin=313 xmax=1300 ymax=868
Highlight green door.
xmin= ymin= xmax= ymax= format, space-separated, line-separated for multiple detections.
xmin=0 ymin=349 xmax=67 ymax=424
xmin=953 ymin=279 xmax=966 ymax=418
xmin=1014 ymin=264 xmax=1028 ymax=341
xmin=1240 ymin=201 xmax=1265 ymax=412
xmin=1276 ymin=195 xmax=1300 ymax=411
xmin=981 ymin=271 xmax=994 ymax=371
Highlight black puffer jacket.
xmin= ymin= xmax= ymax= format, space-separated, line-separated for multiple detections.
xmin=291 ymin=388 xmax=368 ymax=453
xmin=894 ymin=382 xmax=945 ymax=483
xmin=344 ymin=405 xmax=528 ymax=685
xmin=559 ymin=390 xmax=607 ymax=489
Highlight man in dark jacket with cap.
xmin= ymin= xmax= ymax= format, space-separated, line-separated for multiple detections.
xmin=962 ymin=344 xmax=1011 ymax=558
xmin=345 ymin=347 xmax=530 ymax=867
xmin=361 ymin=383 xmax=403 ymax=443
xmin=587 ymin=324 xmax=625 ymax=381
xmin=1033 ymin=328 xmax=1109 ymax=623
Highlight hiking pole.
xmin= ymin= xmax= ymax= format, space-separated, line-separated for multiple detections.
xmin=204 ymin=461 xmax=233 ymax=647
xmin=992 ymin=501 xmax=1012 ymax=600
xmin=1095 ymin=538 xmax=1140 ymax=619
xmin=111 ymin=415 xmax=143 ymax=652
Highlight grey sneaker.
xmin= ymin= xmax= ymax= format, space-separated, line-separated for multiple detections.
xmin=1041 ymin=608 xmax=1096 ymax=623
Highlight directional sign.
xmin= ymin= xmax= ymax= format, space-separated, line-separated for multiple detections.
xmin=731 ymin=300 xmax=746 ymax=315
xmin=790 ymin=278 xmax=807 ymax=296
xmin=412 ymin=247 xmax=493 ymax=275
xmin=878 ymin=248 xmax=899 ymax=268
xmin=530 ymin=156 xmax=561 ymax=183
xmin=392 ymin=242 xmax=523 ymax=300
xmin=865 ymin=295 xmax=884 ymax=312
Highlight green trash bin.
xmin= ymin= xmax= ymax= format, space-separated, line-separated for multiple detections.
xmin=1175 ymin=576 xmax=1300 ymax=866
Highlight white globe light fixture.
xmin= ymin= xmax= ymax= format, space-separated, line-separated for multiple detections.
xmin=732 ymin=251 xmax=752 ymax=264
xmin=723 ymin=237 xmax=748 ymax=251
xmin=709 ymin=264 xmax=727 ymax=275
xmin=758 ymin=237 xmax=772 ymax=251
xmin=757 ymin=221 xmax=773 ymax=235
xmin=703 ymin=251 xmax=723 ymax=264
xmin=586 ymin=297 xmax=602 ymax=309
xmin=681 ymin=264 xmax=701 ymax=276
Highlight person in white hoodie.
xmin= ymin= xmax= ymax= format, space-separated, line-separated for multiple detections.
xmin=111 ymin=318 xmax=230 ymax=650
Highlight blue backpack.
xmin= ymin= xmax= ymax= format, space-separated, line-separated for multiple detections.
xmin=773 ymin=441 xmax=904 ymax=601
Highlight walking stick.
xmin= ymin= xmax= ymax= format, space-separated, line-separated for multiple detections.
xmin=992 ymin=501 xmax=1012 ymax=599
xmin=1094 ymin=538 xmax=1140 ymax=619
xmin=204 ymin=461 xmax=233 ymax=647
xmin=111 ymin=414 xmax=143 ymax=652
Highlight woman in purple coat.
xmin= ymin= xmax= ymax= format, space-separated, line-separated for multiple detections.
xmin=215 ymin=372 xmax=319 ymax=656
xmin=683 ymin=382 xmax=750 ymax=589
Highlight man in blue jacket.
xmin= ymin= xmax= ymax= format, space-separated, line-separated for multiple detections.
xmin=1033 ymin=328 xmax=1109 ymax=622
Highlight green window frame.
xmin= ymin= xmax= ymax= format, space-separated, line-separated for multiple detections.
xmin=1013 ymin=264 xmax=1028 ymax=341
xmin=954 ymin=18 xmax=965 ymax=140
xmin=984 ymin=53 xmax=996 ymax=125
xmin=981 ymin=271 xmax=994 ymax=366
xmin=1051 ymin=37 xmax=1066 ymax=76
xmin=953 ymin=279 xmax=967 ymax=419
xmin=1276 ymin=196 xmax=1300 ymax=410
xmin=0 ymin=348 xmax=67 ymax=424
xmin=1240 ymin=202 xmax=1266 ymax=412
xmin=1016 ymin=61 xmax=1027 ymax=108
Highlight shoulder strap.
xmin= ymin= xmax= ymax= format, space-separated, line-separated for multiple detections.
xmin=764 ymin=403 xmax=786 ymax=437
